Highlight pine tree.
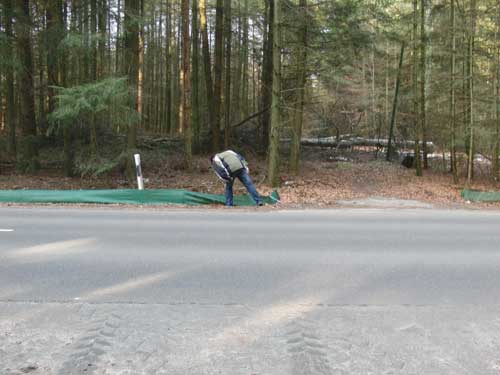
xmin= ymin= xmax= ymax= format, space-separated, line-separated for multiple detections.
xmin=450 ymin=0 xmax=458 ymax=183
xmin=181 ymin=0 xmax=192 ymax=167
xmin=260 ymin=0 xmax=273 ymax=151
xmin=223 ymin=0 xmax=232 ymax=148
xmin=2 ymin=0 xmax=16 ymax=156
xmin=124 ymin=0 xmax=141 ymax=179
xmin=267 ymin=0 xmax=281 ymax=187
xmin=213 ymin=0 xmax=224 ymax=150
xmin=191 ymin=0 xmax=200 ymax=150
xmin=15 ymin=0 xmax=39 ymax=172
xmin=289 ymin=0 xmax=308 ymax=175
xmin=199 ymin=0 xmax=217 ymax=150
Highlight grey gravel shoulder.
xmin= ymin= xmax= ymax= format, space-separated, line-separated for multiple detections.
xmin=336 ymin=197 xmax=435 ymax=209
xmin=2 ymin=302 xmax=500 ymax=375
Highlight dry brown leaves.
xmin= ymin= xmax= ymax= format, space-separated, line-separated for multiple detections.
xmin=1 ymin=155 xmax=500 ymax=209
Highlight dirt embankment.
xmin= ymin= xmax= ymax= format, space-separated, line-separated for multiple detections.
xmin=1 ymin=151 xmax=500 ymax=209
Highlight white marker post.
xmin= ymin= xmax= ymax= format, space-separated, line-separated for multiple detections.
xmin=134 ymin=153 xmax=144 ymax=190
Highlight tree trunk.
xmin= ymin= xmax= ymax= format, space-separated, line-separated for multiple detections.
xmin=299 ymin=136 xmax=434 ymax=152
xmin=223 ymin=0 xmax=232 ymax=148
xmin=181 ymin=0 xmax=192 ymax=168
xmin=232 ymin=1 xmax=242 ymax=125
xmin=172 ymin=13 xmax=181 ymax=134
xmin=157 ymin=3 xmax=164 ymax=132
xmin=165 ymin=0 xmax=172 ymax=134
xmin=3 ymin=0 xmax=16 ymax=156
xmin=15 ymin=0 xmax=39 ymax=172
xmin=89 ymin=0 xmax=98 ymax=158
xmin=69 ymin=0 xmax=78 ymax=83
xmin=199 ymin=0 xmax=216 ymax=150
xmin=90 ymin=0 xmax=97 ymax=81
xmin=116 ymin=0 xmax=121 ymax=72
xmin=413 ymin=0 xmax=422 ymax=176
xmin=83 ymin=0 xmax=90 ymax=81
xmin=46 ymin=0 xmax=62 ymax=114
xmin=260 ymin=0 xmax=274 ymax=151
xmin=0 ymin=56 xmax=2 ymax=132
xmin=152 ymin=8 xmax=158 ymax=130
xmin=38 ymin=16 xmax=47 ymax=134
xmin=60 ymin=1 xmax=73 ymax=177
xmin=420 ymin=0 xmax=427 ymax=169
xmin=137 ymin=0 xmax=144 ymax=120
xmin=124 ymin=0 xmax=141 ymax=179
xmin=251 ymin=20 xmax=256 ymax=113
xmin=214 ymin=0 xmax=224 ymax=150
xmin=387 ymin=42 xmax=405 ymax=161
xmin=467 ymin=0 xmax=476 ymax=184
xmin=495 ymin=0 xmax=500 ymax=181
xmin=267 ymin=0 xmax=281 ymax=187
xmin=371 ymin=43 xmax=376 ymax=134
xmin=384 ymin=40 xmax=389 ymax=138
xmin=98 ymin=0 xmax=106 ymax=77
xmin=289 ymin=0 xmax=307 ymax=175
xmin=191 ymin=0 xmax=200 ymax=150
xmin=450 ymin=0 xmax=458 ymax=183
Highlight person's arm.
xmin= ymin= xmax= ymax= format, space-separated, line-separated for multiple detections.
xmin=212 ymin=156 xmax=232 ymax=181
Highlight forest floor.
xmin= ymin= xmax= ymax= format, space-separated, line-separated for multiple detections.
xmin=1 ymin=144 xmax=500 ymax=209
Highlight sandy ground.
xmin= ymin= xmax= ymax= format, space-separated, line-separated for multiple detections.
xmin=2 ymin=302 xmax=500 ymax=375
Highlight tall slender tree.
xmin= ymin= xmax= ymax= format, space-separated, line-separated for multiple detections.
xmin=116 ymin=0 xmax=122 ymax=72
xmin=467 ymin=0 xmax=477 ymax=184
xmin=289 ymin=0 xmax=308 ymax=175
xmin=98 ymin=0 xmax=106 ymax=77
xmin=495 ymin=0 xmax=500 ymax=180
xmin=124 ymin=0 xmax=141 ymax=178
xmin=223 ymin=0 xmax=232 ymax=147
xmin=232 ymin=1 xmax=242 ymax=125
xmin=89 ymin=0 xmax=98 ymax=157
xmin=420 ymin=0 xmax=427 ymax=169
xmin=137 ymin=0 xmax=144 ymax=119
xmin=267 ymin=0 xmax=281 ymax=186
xmin=450 ymin=0 xmax=458 ymax=183
xmin=260 ymin=0 xmax=273 ymax=151
xmin=181 ymin=0 xmax=192 ymax=167
xmin=90 ymin=0 xmax=97 ymax=81
xmin=15 ymin=0 xmax=39 ymax=172
xmin=2 ymin=0 xmax=16 ymax=156
xmin=413 ymin=0 xmax=422 ymax=176
xmin=213 ymin=0 xmax=224 ymax=149
xmin=241 ymin=0 xmax=249 ymax=119
xmin=199 ymin=0 xmax=217 ymax=150
xmin=191 ymin=0 xmax=200 ymax=149
xmin=46 ymin=0 xmax=63 ymax=114
xmin=387 ymin=42 xmax=405 ymax=161
xmin=165 ymin=0 xmax=172 ymax=134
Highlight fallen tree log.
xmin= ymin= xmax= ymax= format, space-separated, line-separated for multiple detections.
xmin=282 ymin=136 xmax=436 ymax=153
xmin=113 ymin=134 xmax=183 ymax=149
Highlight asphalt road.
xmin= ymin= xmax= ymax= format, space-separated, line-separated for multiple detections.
xmin=1 ymin=207 xmax=500 ymax=374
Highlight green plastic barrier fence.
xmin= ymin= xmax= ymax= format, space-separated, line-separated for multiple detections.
xmin=0 ymin=189 xmax=280 ymax=206
xmin=461 ymin=189 xmax=500 ymax=202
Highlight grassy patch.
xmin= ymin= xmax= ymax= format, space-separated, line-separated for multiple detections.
xmin=335 ymin=161 xmax=353 ymax=170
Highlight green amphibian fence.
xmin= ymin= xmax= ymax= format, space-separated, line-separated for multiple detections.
xmin=0 ymin=189 xmax=280 ymax=206
xmin=461 ymin=189 xmax=500 ymax=202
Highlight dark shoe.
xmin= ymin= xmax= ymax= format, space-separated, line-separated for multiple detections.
xmin=258 ymin=202 xmax=264 ymax=206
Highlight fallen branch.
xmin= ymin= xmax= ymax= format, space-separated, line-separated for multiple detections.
xmin=232 ymin=107 xmax=270 ymax=129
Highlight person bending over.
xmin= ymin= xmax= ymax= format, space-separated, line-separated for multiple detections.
xmin=210 ymin=150 xmax=263 ymax=207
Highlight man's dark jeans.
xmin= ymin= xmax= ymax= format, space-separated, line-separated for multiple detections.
xmin=225 ymin=169 xmax=262 ymax=206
